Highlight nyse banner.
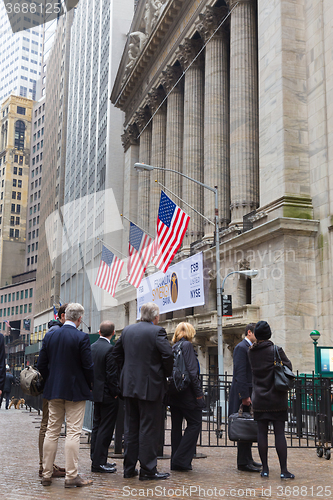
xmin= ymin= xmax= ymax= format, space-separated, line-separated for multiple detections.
xmin=137 ymin=253 xmax=205 ymax=319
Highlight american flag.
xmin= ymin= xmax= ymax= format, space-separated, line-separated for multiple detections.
xmin=127 ymin=222 xmax=155 ymax=288
xmin=53 ymin=305 xmax=58 ymax=320
xmin=95 ymin=245 xmax=124 ymax=297
xmin=152 ymin=191 xmax=190 ymax=273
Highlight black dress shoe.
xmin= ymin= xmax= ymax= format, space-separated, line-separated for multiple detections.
xmin=124 ymin=469 xmax=139 ymax=478
xmin=139 ymin=471 xmax=170 ymax=481
xmin=91 ymin=465 xmax=117 ymax=473
xmin=171 ymin=464 xmax=192 ymax=471
xmin=252 ymin=461 xmax=262 ymax=468
xmin=104 ymin=462 xmax=116 ymax=468
xmin=238 ymin=464 xmax=261 ymax=472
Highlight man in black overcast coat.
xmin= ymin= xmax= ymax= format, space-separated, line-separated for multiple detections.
xmin=0 ymin=333 xmax=6 ymax=398
xmin=90 ymin=321 xmax=119 ymax=473
xmin=113 ymin=302 xmax=173 ymax=481
xmin=228 ymin=323 xmax=261 ymax=472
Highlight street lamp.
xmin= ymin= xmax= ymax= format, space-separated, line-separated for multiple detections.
xmin=310 ymin=330 xmax=321 ymax=374
xmin=134 ymin=163 xmax=258 ymax=404
xmin=134 ymin=162 xmax=223 ymax=369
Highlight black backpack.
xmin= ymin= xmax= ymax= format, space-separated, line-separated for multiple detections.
xmin=168 ymin=340 xmax=191 ymax=394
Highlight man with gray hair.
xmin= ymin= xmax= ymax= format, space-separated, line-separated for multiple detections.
xmin=37 ymin=303 xmax=94 ymax=488
xmin=113 ymin=302 xmax=173 ymax=481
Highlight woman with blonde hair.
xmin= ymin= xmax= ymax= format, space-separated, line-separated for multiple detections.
xmin=167 ymin=322 xmax=205 ymax=472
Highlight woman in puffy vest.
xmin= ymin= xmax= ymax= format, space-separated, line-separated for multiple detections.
xmin=167 ymin=322 xmax=205 ymax=472
xmin=248 ymin=321 xmax=294 ymax=479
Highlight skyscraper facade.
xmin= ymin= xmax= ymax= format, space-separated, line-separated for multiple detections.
xmin=0 ymin=95 xmax=33 ymax=287
xmin=0 ymin=2 xmax=43 ymax=104
xmin=60 ymin=0 xmax=134 ymax=332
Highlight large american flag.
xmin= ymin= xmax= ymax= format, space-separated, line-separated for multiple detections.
xmin=152 ymin=191 xmax=190 ymax=273
xmin=95 ymin=245 xmax=124 ymax=297
xmin=127 ymin=222 xmax=155 ymax=288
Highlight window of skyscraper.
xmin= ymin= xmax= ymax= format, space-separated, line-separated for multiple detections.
xmin=14 ymin=120 xmax=25 ymax=150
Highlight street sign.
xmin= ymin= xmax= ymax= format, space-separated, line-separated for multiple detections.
xmin=222 ymin=295 xmax=232 ymax=317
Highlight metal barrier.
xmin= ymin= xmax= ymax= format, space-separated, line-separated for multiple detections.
xmin=9 ymin=372 xmax=332 ymax=457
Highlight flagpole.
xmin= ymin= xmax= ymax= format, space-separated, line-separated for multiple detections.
xmin=121 ymin=214 xmax=155 ymax=240
xmin=96 ymin=236 xmax=127 ymax=259
xmin=155 ymin=181 xmax=214 ymax=226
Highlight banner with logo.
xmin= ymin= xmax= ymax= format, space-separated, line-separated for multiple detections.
xmin=137 ymin=253 xmax=205 ymax=319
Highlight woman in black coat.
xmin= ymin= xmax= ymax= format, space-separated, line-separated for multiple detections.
xmin=168 ymin=322 xmax=205 ymax=471
xmin=248 ymin=321 xmax=295 ymax=479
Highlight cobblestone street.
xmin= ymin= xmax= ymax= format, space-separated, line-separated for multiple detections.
xmin=0 ymin=406 xmax=332 ymax=500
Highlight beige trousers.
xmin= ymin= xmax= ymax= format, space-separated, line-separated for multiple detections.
xmin=39 ymin=398 xmax=49 ymax=469
xmin=43 ymin=399 xmax=86 ymax=479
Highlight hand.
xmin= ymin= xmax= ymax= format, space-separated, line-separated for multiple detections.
xmin=0 ymin=390 xmax=2 ymax=396
xmin=242 ymin=397 xmax=251 ymax=406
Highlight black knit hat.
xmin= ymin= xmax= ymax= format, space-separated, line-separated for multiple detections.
xmin=254 ymin=320 xmax=272 ymax=340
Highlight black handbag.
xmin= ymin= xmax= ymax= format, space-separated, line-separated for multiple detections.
xmin=228 ymin=404 xmax=258 ymax=442
xmin=273 ymin=345 xmax=295 ymax=392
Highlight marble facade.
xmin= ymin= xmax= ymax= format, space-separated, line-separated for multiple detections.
xmin=111 ymin=0 xmax=333 ymax=375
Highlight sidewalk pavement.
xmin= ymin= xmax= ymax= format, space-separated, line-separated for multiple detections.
xmin=0 ymin=405 xmax=331 ymax=500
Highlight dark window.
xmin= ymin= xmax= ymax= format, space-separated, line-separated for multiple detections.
xmin=12 ymin=191 xmax=16 ymax=199
xmin=10 ymin=228 xmax=14 ymax=237
xmin=15 ymin=217 xmax=20 ymax=225
xmin=19 ymin=156 xmax=23 ymax=165
xmin=27 ymin=258 xmax=30 ymax=266
xmin=13 ymin=167 xmax=17 ymax=175
xmin=14 ymin=154 xmax=18 ymax=162
xmin=18 ymin=168 xmax=22 ymax=175
xmin=11 ymin=204 xmax=15 ymax=213
xmin=17 ymin=192 xmax=21 ymax=200
xmin=16 ymin=204 xmax=20 ymax=213
xmin=15 ymin=229 xmax=19 ymax=238
xmin=12 ymin=179 xmax=17 ymax=187
xmin=10 ymin=216 xmax=14 ymax=226
xmin=14 ymin=120 xmax=25 ymax=150
xmin=17 ymin=106 xmax=26 ymax=115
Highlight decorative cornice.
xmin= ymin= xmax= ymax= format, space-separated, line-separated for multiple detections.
xmin=146 ymin=87 xmax=167 ymax=114
xmin=134 ymin=107 xmax=151 ymax=133
xmin=196 ymin=6 xmax=229 ymax=42
xmin=121 ymin=123 xmax=139 ymax=152
xmin=161 ymin=65 xmax=183 ymax=93
xmin=177 ymin=38 xmax=204 ymax=71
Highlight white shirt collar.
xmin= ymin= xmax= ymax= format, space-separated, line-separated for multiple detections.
xmin=245 ymin=336 xmax=252 ymax=346
xmin=64 ymin=320 xmax=77 ymax=328
xmin=100 ymin=336 xmax=110 ymax=343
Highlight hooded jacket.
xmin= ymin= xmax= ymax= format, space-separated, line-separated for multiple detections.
xmin=248 ymin=340 xmax=292 ymax=412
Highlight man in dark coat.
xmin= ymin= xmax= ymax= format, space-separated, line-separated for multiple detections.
xmin=90 ymin=320 xmax=119 ymax=473
xmin=38 ymin=303 xmax=67 ymax=478
xmin=0 ymin=333 xmax=5 ymax=399
xmin=228 ymin=323 xmax=261 ymax=472
xmin=37 ymin=303 xmax=94 ymax=488
xmin=0 ymin=365 xmax=15 ymax=409
xmin=113 ymin=302 xmax=173 ymax=481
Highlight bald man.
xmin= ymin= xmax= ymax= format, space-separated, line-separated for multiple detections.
xmin=90 ymin=321 xmax=120 ymax=473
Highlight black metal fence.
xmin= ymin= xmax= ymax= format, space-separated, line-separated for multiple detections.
xmin=9 ymin=373 xmax=333 ymax=456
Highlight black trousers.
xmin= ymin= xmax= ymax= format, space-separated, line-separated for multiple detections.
xmin=123 ymin=397 xmax=162 ymax=475
xmin=91 ymin=398 xmax=119 ymax=467
xmin=237 ymin=441 xmax=254 ymax=466
xmin=170 ymin=405 xmax=202 ymax=469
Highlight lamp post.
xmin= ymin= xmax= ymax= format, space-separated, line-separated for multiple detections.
xmin=134 ymin=163 xmax=258 ymax=412
xmin=310 ymin=330 xmax=321 ymax=374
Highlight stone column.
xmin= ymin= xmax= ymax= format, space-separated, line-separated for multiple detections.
xmin=227 ymin=0 xmax=259 ymax=226
xmin=161 ymin=65 xmax=184 ymax=205
xmin=197 ymin=6 xmax=230 ymax=239
xmin=178 ymin=38 xmax=204 ymax=249
xmin=147 ymin=88 xmax=167 ymax=236
xmin=121 ymin=124 xmax=139 ymax=253
xmin=135 ymin=107 xmax=152 ymax=232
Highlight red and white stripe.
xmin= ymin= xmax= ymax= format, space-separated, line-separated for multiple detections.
xmin=127 ymin=235 xmax=155 ymax=288
xmin=152 ymin=207 xmax=190 ymax=273
xmin=95 ymin=258 xmax=123 ymax=297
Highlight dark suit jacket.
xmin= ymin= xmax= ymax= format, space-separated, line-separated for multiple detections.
xmin=37 ymin=324 xmax=94 ymax=402
xmin=91 ymin=337 xmax=120 ymax=403
xmin=0 ymin=333 xmax=5 ymax=393
xmin=113 ymin=321 xmax=173 ymax=401
xmin=228 ymin=338 xmax=253 ymax=415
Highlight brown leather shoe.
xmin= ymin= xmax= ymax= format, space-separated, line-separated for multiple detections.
xmin=52 ymin=464 xmax=66 ymax=477
xmin=64 ymin=475 xmax=93 ymax=488
xmin=41 ymin=478 xmax=52 ymax=486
